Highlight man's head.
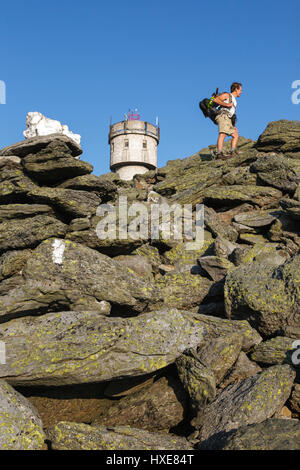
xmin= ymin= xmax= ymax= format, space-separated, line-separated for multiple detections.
xmin=231 ymin=82 xmax=242 ymax=97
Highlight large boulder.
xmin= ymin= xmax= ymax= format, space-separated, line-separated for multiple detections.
xmin=0 ymin=134 xmax=82 ymax=158
xmin=92 ymin=376 xmax=187 ymax=432
xmin=0 ymin=238 xmax=160 ymax=321
xmin=255 ymin=120 xmax=300 ymax=153
xmin=225 ymin=254 xmax=300 ymax=338
xmin=0 ymin=159 xmax=35 ymax=203
xmin=28 ymin=186 xmax=101 ymax=219
xmin=22 ymin=140 xmax=93 ymax=184
xmin=0 ymin=379 xmax=45 ymax=450
xmin=47 ymin=422 xmax=193 ymax=450
xmin=0 ymin=215 xmax=67 ymax=253
xmin=250 ymin=155 xmax=300 ymax=193
xmin=203 ymin=185 xmax=282 ymax=209
xmin=197 ymin=364 xmax=296 ymax=441
xmin=0 ymin=308 xmax=206 ymax=386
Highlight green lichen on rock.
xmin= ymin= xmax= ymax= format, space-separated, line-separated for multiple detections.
xmin=47 ymin=421 xmax=193 ymax=450
xmin=0 ymin=308 xmax=206 ymax=386
xmin=225 ymin=254 xmax=300 ymax=338
xmin=198 ymin=364 xmax=296 ymax=440
xmin=0 ymin=379 xmax=45 ymax=450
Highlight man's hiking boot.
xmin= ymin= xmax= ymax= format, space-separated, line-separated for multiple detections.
xmin=229 ymin=149 xmax=240 ymax=157
xmin=216 ymin=151 xmax=232 ymax=161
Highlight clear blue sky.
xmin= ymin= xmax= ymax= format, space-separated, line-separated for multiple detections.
xmin=0 ymin=0 xmax=299 ymax=176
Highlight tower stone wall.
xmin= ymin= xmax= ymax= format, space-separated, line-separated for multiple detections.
xmin=109 ymin=120 xmax=159 ymax=180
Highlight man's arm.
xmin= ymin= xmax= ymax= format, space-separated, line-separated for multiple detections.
xmin=213 ymin=92 xmax=232 ymax=108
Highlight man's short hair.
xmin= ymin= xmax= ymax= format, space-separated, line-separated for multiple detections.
xmin=231 ymin=82 xmax=242 ymax=92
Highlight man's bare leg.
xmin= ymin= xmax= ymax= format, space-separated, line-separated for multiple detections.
xmin=217 ymin=133 xmax=226 ymax=152
xmin=231 ymin=127 xmax=239 ymax=150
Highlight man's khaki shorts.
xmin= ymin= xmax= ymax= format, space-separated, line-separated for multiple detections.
xmin=215 ymin=113 xmax=236 ymax=136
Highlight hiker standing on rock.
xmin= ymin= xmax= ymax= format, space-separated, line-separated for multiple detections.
xmin=213 ymin=82 xmax=242 ymax=160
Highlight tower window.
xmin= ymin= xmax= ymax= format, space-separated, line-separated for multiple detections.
xmin=124 ymin=139 xmax=129 ymax=148
xmin=143 ymin=141 xmax=147 ymax=149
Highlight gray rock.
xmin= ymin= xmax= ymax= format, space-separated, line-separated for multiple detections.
xmin=255 ymin=120 xmax=300 ymax=153
xmin=28 ymin=186 xmax=101 ymax=219
xmin=93 ymin=376 xmax=187 ymax=432
xmin=58 ymin=174 xmax=117 ymax=202
xmin=199 ymin=419 xmax=300 ymax=450
xmin=113 ymin=255 xmax=154 ymax=280
xmin=0 ymin=238 xmax=160 ymax=321
xmin=47 ymin=422 xmax=193 ymax=450
xmin=197 ymin=365 xmax=296 ymax=440
xmin=197 ymin=256 xmax=234 ymax=281
xmin=251 ymin=336 xmax=296 ymax=365
xmin=225 ymin=254 xmax=300 ymax=338
xmin=233 ymin=211 xmax=276 ymax=227
xmin=220 ymin=351 xmax=262 ymax=389
xmin=0 ymin=379 xmax=45 ymax=450
xmin=0 ymin=134 xmax=82 ymax=158
xmin=204 ymin=206 xmax=238 ymax=242
xmin=203 ymin=185 xmax=282 ymax=209
xmin=250 ymin=154 xmax=300 ymax=193
xmin=0 ymin=215 xmax=67 ymax=253
xmin=22 ymin=140 xmax=92 ymax=184
xmin=0 ymin=308 xmax=206 ymax=386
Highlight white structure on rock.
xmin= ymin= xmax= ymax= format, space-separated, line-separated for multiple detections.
xmin=109 ymin=110 xmax=159 ymax=180
xmin=23 ymin=112 xmax=81 ymax=146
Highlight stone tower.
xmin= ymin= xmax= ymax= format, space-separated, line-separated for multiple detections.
xmin=109 ymin=110 xmax=159 ymax=180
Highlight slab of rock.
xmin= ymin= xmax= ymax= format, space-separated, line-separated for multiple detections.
xmin=280 ymin=197 xmax=300 ymax=220
xmin=0 ymin=249 xmax=32 ymax=280
xmin=0 ymin=134 xmax=82 ymax=158
xmin=0 ymin=215 xmax=67 ymax=253
xmin=183 ymin=312 xmax=262 ymax=352
xmin=251 ymin=336 xmax=296 ymax=365
xmin=220 ymin=351 xmax=262 ymax=389
xmin=233 ymin=211 xmax=276 ymax=228
xmin=289 ymin=384 xmax=300 ymax=415
xmin=58 ymin=174 xmax=117 ymax=202
xmin=176 ymin=333 xmax=243 ymax=421
xmin=113 ymin=255 xmax=154 ymax=280
xmin=0 ymin=159 xmax=35 ymax=202
xmin=225 ymin=255 xmax=300 ymax=338
xmin=203 ymin=185 xmax=282 ymax=209
xmin=22 ymin=141 xmax=92 ymax=184
xmin=28 ymin=186 xmax=101 ymax=219
xmin=250 ymin=154 xmax=300 ymax=193
xmin=93 ymin=376 xmax=187 ymax=432
xmin=47 ymin=422 xmax=193 ymax=450
xmin=0 ymin=379 xmax=45 ymax=450
xmin=212 ymin=236 xmax=238 ymax=258
xmin=154 ymin=271 xmax=213 ymax=310
xmin=197 ymin=365 xmax=296 ymax=440
xmin=0 ymin=203 xmax=54 ymax=221
xmin=197 ymin=256 xmax=234 ymax=281
xmin=255 ymin=120 xmax=300 ymax=153
xmin=176 ymin=353 xmax=216 ymax=415
xmin=0 ymin=238 xmax=159 ymax=321
xmin=204 ymin=206 xmax=238 ymax=242
xmin=0 ymin=308 xmax=206 ymax=386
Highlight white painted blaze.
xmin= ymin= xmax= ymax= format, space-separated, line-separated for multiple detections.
xmin=52 ymin=239 xmax=65 ymax=265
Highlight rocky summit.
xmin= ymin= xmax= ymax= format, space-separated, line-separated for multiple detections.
xmin=0 ymin=121 xmax=299 ymax=450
